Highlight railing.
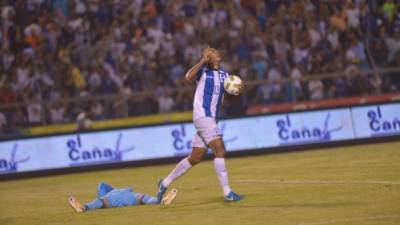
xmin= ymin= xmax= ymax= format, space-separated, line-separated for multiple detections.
xmin=0 ymin=66 xmax=399 ymax=138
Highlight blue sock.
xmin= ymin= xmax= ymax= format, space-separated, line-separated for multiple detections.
xmin=84 ymin=199 xmax=104 ymax=210
xmin=141 ymin=195 xmax=159 ymax=205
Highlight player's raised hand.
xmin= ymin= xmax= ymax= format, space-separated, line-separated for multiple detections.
xmin=202 ymin=47 xmax=221 ymax=69
xmin=201 ymin=47 xmax=211 ymax=64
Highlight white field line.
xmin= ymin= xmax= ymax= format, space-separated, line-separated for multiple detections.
xmin=234 ymin=179 xmax=400 ymax=185
xmin=284 ymin=215 xmax=400 ymax=225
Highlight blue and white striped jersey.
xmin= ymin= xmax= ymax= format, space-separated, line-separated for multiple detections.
xmin=193 ymin=67 xmax=229 ymax=121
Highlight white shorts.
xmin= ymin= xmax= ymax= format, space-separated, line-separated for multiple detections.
xmin=191 ymin=117 xmax=222 ymax=148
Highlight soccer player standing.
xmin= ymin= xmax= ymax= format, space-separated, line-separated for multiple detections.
xmin=157 ymin=47 xmax=244 ymax=202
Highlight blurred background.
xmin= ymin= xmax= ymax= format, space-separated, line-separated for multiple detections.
xmin=0 ymin=0 xmax=399 ymax=139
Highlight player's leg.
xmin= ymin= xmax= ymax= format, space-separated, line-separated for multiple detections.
xmin=83 ymin=184 xmax=114 ymax=211
xmin=137 ymin=188 xmax=178 ymax=205
xmin=69 ymin=183 xmax=112 ymax=212
xmin=83 ymin=198 xmax=106 ymax=211
xmin=198 ymin=118 xmax=241 ymax=201
xmin=136 ymin=193 xmax=159 ymax=205
xmin=68 ymin=196 xmax=107 ymax=212
xmin=68 ymin=196 xmax=86 ymax=212
xmin=157 ymin=133 xmax=207 ymax=202
xmin=207 ymin=138 xmax=240 ymax=201
xmin=107 ymin=187 xmax=178 ymax=206
xmin=97 ymin=182 xmax=114 ymax=198
xmin=208 ymin=138 xmax=231 ymax=196
xmin=162 ymin=147 xmax=207 ymax=187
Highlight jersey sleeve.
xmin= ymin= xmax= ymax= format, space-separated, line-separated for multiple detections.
xmin=196 ymin=66 xmax=204 ymax=82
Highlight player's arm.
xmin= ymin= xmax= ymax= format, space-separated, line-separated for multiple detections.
xmin=184 ymin=47 xmax=211 ymax=83
xmin=184 ymin=59 xmax=206 ymax=83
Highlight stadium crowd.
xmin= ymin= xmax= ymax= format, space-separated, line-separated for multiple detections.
xmin=0 ymin=0 xmax=400 ymax=133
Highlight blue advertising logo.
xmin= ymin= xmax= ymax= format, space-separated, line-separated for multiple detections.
xmin=367 ymin=106 xmax=400 ymax=136
xmin=277 ymin=113 xmax=343 ymax=145
xmin=0 ymin=143 xmax=30 ymax=173
xmin=172 ymin=124 xmax=191 ymax=151
xmin=171 ymin=123 xmax=238 ymax=153
xmin=67 ymin=133 xmax=135 ymax=166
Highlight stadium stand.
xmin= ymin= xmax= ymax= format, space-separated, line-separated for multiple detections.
xmin=0 ymin=0 xmax=399 ymax=138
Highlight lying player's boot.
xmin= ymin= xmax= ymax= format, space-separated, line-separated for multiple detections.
xmin=161 ymin=188 xmax=178 ymax=205
xmin=68 ymin=196 xmax=85 ymax=212
xmin=224 ymin=191 xmax=241 ymax=202
xmin=156 ymin=179 xmax=167 ymax=203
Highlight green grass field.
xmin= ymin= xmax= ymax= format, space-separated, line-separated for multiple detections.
xmin=1 ymin=141 xmax=400 ymax=225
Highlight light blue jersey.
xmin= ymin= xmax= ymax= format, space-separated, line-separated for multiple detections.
xmin=84 ymin=182 xmax=158 ymax=210
xmin=193 ymin=67 xmax=229 ymax=120
xmin=103 ymin=188 xmax=137 ymax=207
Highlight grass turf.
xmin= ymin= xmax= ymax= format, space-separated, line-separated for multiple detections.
xmin=1 ymin=141 xmax=400 ymax=225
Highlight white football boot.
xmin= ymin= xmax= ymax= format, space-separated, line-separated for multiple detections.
xmin=161 ymin=188 xmax=178 ymax=205
xmin=68 ymin=196 xmax=85 ymax=212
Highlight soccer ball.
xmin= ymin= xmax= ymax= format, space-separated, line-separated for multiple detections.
xmin=224 ymin=75 xmax=243 ymax=95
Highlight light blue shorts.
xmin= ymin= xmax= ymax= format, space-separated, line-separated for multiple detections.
xmin=102 ymin=188 xmax=137 ymax=208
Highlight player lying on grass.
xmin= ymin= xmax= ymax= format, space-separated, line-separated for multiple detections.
xmin=68 ymin=182 xmax=178 ymax=212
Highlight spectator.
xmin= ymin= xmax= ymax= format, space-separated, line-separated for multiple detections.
xmin=24 ymin=22 xmax=43 ymax=49
xmin=49 ymin=102 xmax=67 ymax=124
xmin=385 ymin=31 xmax=400 ymax=63
xmin=158 ymin=90 xmax=175 ymax=113
xmin=251 ymin=52 xmax=268 ymax=80
xmin=382 ymin=0 xmax=396 ymax=22
xmin=346 ymin=2 xmax=361 ymax=29
xmin=308 ymin=77 xmax=324 ymax=101
xmin=394 ymin=7 xmax=400 ymax=32
xmin=15 ymin=56 xmax=32 ymax=92
xmin=0 ymin=111 xmax=7 ymax=132
xmin=334 ymin=76 xmax=348 ymax=97
xmin=69 ymin=63 xmax=86 ymax=92
xmin=369 ymin=35 xmax=389 ymax=67
xmin=346 ymin=36 xmax=369 ymax=70
xmin=0 ymin=82 xmax=16 ymax=104
xmin=256 ymin=84 xmax=270 ymax=104
xmin=290 ymin=64 xmax=304 ymax=101
xmin=9 ymin=108 xmax=28 ymax=128
xmin=308 ymin=22 xmax=322 ymax=49
xmin=87 ymin=66 xmax=102 ymax=93
xmin=327 ymin=27 xmax=340 ymax=50
xmin=170 ymin=59 xmax=184 ymax=86
xmin=330 ymin=7 xmax=347 ymax=32
xmin=26 ymin=100 xmax=43 ymax=126
xmin=112 ymin=97 xmax=129 ymax=118
xmin=267 ymin=64 xmax=282 ymax=102
xmin=76 ymin=110 xmax=93 ymax=131
xmin=91 ymin=101 xmax=105 ymax=120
